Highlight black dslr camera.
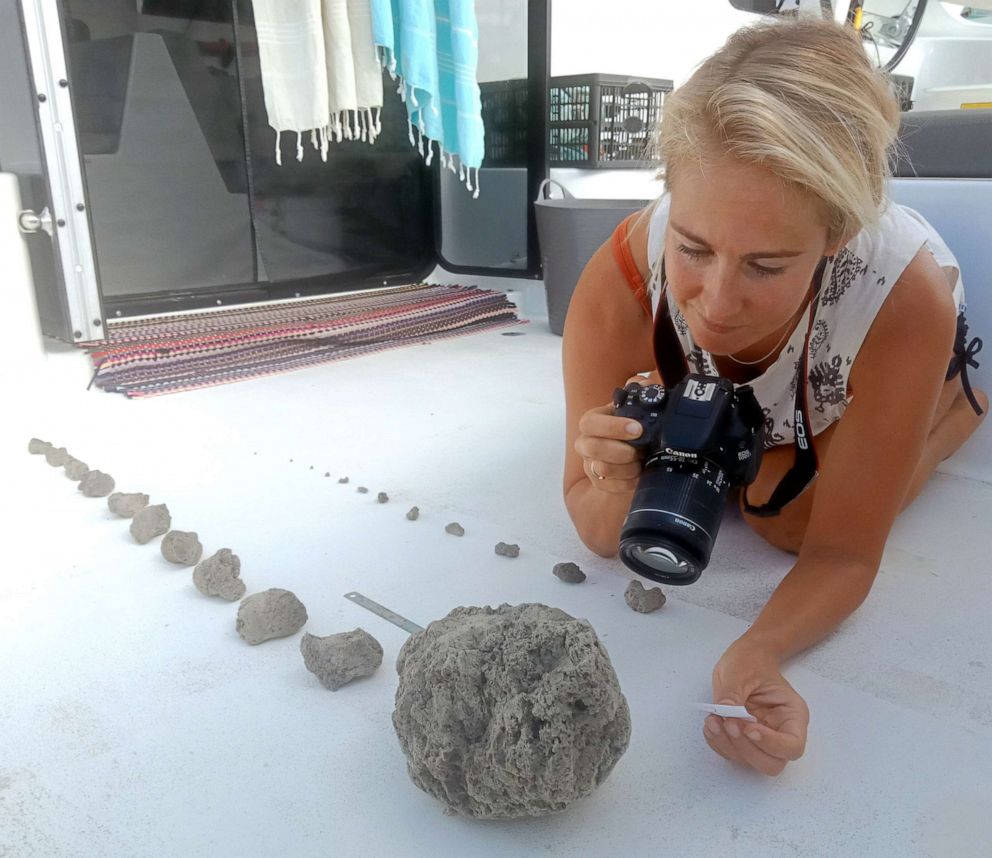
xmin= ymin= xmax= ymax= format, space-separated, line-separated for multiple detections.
xmin=613 ymin=374 xmax=766 ymax=585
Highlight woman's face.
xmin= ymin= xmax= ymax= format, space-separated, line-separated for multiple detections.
xmin=665 ymin=156 xmax=839 ymax=359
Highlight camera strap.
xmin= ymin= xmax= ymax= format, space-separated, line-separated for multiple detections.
xmin=653 ymin=255 xmax=829 ymax=518
xmin=652 ymin=256 xmax=691 ymax=387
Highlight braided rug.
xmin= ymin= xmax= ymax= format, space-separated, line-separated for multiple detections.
xmin=83 ymin=283 xmax=525 ymax=398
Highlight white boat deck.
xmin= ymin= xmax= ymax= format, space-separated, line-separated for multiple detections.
xmin=2 ymin=309 xmax=990 ymax=857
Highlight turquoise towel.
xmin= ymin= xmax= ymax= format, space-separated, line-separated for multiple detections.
xmin=371 ymin=0 xmax=484 ymax=196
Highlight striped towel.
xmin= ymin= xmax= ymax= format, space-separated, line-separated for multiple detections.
xmin=252 ymin=0 xmax=384 ymax=164
xmin=372 ymin=0 xmax=485 ymax=196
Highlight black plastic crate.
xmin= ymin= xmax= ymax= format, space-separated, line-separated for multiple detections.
xmin=480 ymin=79 xmax=530 ymax=167
xmin=549 ymin=73 xmax=673 ymax=169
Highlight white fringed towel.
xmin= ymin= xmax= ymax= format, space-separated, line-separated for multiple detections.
xmin=253 ymin=0 xmax=384 ymax=163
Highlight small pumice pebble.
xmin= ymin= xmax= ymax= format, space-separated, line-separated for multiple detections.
xmin=357 ymin=486 xmax=369 ymax=494
xmin=338 ymin=476 xmax=350 ymax=484
xmin=130 ymin=504 xmax=171 ymax=544
xmin=236 ymin=588 xmax=307 ymax=645
xmin=300 ymin=629 xmax=383 ymax=690
xmin=193 ymin=549 xmax=245 ymax=601
xmin=495 ymin=542 xmax=520 ymax=558
xmin=79 ymin=470 xmax=115 ymax=498
xmin=406 ymin=506 xmax=420 ymax=521
xmin=445 ymin=522 xmax=465 ymax=537
xmin=45 ymin=446 xmax=70 ymax=467
xmin=377 ymin=492 xmax=389 ymax=503
xmin=553 ymin=562 xmax=586 ymax=584
xmin=63 ymin=457 xmax=90 ymax=481
xmin=28 ymin=438 xmax=52 ymax=455
xmin=161 ymin=530 xmax=203 ymax=566
xmin=108 ymin=492 xmax=149 ymax=518
xmin=624 ymin=580 xmax=666 ymax=613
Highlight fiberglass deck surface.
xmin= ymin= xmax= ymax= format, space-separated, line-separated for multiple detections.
xmin=1 ymin=312 xmax=990 ymax=858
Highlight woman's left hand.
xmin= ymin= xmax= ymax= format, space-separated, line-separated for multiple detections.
xmin=703 ymin=641 xmax=809 ymax=776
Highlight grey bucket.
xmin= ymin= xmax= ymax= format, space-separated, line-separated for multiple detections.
xmin=534 ymin=179 xmax=649 ymax=335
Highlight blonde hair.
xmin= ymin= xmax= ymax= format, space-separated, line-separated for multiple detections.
xmin=655 ymin=17 xmax=902 ymax=246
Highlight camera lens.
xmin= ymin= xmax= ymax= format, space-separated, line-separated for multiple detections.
xmin=618 ymin=459 xmax=730 ymax=585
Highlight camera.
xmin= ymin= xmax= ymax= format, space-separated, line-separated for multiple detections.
xmin=613 ymin=374 xmax=766 ymax=585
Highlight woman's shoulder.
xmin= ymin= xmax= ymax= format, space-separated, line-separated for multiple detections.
xmin=843 ymin=200 xmax=945 ymax=271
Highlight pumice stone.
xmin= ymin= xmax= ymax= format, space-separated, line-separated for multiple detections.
xmin=300 ymin=629 xmax=383 ymax=690
xmin=494 ymin=542 xmax=520 ymax=558
xmin=64 ymin=457 xmax=90 ymax=481
xmin=553 ymin=562 xmax=586 ymax=584
xmin=108 ymin=492 xmax=149 ymax=518
xmin=28 ymin=438 xmax=52 ymax=455
xmin=130 ymin=504 xmax=171 ymax=544
xmin=161 ymin=530 xmax=204 ymax=566
xmin=193 ymin=549 xmax=246 ymax=601
xmin=45 ymin=446 xmax=70 ymax=467
xmin=624 ymin=580 xmax=666 ymax=613
xmin=392 ymin=603 xmax=631 ymax=818
xmin=236 ymin=589 xmax=307 ymax=644
xmin=79 ymin=470 xmax=115 ymax=498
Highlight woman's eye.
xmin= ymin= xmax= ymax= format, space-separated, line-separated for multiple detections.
xmin=750 ymin=263 xmax=785 ymax=278
xmin=677 ymin=244 xmax=708 ymax=260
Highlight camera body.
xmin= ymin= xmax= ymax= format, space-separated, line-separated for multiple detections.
xmin=613 ymin=374 xmax=766 ymax=585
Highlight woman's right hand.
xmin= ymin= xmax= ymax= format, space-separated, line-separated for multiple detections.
xmin=573 ymin=380 xmax=647 ymax=493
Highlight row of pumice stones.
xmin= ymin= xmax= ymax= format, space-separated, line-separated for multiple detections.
xmin=29 ymin=438 xmax=667 ymax=687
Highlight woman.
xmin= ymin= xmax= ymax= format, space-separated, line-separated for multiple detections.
xmin=562 ymin=17 xmax=986 ymax=776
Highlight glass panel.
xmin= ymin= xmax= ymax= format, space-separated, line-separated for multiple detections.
xmin=436 ymin=0 xmax=536 ymax=271
xmin=234 ymin=0 xmax=434 ymax=284
xmin=62 ymin=0 xmax=254 ymax=297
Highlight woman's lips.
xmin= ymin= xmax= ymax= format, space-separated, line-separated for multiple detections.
xmin=697 ymin=313 xmax=740 ymax=335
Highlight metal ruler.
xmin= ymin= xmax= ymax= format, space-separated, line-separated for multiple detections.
xmin=344 ymin=591 xmax=424 ymax=634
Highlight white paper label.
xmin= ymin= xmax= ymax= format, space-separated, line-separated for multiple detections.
xmin=692 ymin=702 xmax=758 ymax=722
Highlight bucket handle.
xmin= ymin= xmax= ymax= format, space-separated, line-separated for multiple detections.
xmin=536 ymin=178 xmax=574 ymax=202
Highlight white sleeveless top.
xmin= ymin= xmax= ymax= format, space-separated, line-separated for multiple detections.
xmin=646 ymin=193 xmax=966 ymax=447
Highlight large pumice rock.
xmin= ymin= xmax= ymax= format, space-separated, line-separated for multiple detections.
xmin=130 ymin=504 xmax=171 ymax=544
xmin=108 ymin=492 xmax=149 ymax=518
xmin=624 ymin=580 xmax=666 ymax=613
xmin=161 ymin=530 xmax=203 ymax=566
xmin=193 ymin=549 xmax=245 ymax=601
xmin=300 ymin=629 xmax=383 ymax=690
xmin=392 ymin=603 xmax=631 ymax=818
xmin=79 ymin=470 xmax=115 ymax=497
xmin=236 ymin=588 xmax=308 ymax=644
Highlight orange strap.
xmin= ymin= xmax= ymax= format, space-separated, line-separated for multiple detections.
xmin=611 ymin=213 xmax=651 ymax=318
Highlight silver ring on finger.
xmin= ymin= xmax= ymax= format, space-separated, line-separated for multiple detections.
xmin=590 ymin=460 xmax=606 ymax=481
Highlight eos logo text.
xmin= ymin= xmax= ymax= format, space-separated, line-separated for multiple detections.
xmin=795 ymin=409 xmax=809 ymax=450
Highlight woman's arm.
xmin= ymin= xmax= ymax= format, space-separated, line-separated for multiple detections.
xmin=738 ymin=246 xmax=958 ymax=660
xmin=704 ymin=248 xmax=957 ymax=774
xmin=562 ymin=215 xmax=655 ymax=556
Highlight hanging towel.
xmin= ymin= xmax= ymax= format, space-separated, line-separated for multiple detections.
xmin=252 ymin=0 xmax=329 ymax=164
xmin=253 ymin=0 xmax=384 ymax=162
xmin=371 ymin=0 xmax=485 ymax=196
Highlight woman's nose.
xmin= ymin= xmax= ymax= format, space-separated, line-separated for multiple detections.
xmin=699 ymin=263 xmax=742 ymax=323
